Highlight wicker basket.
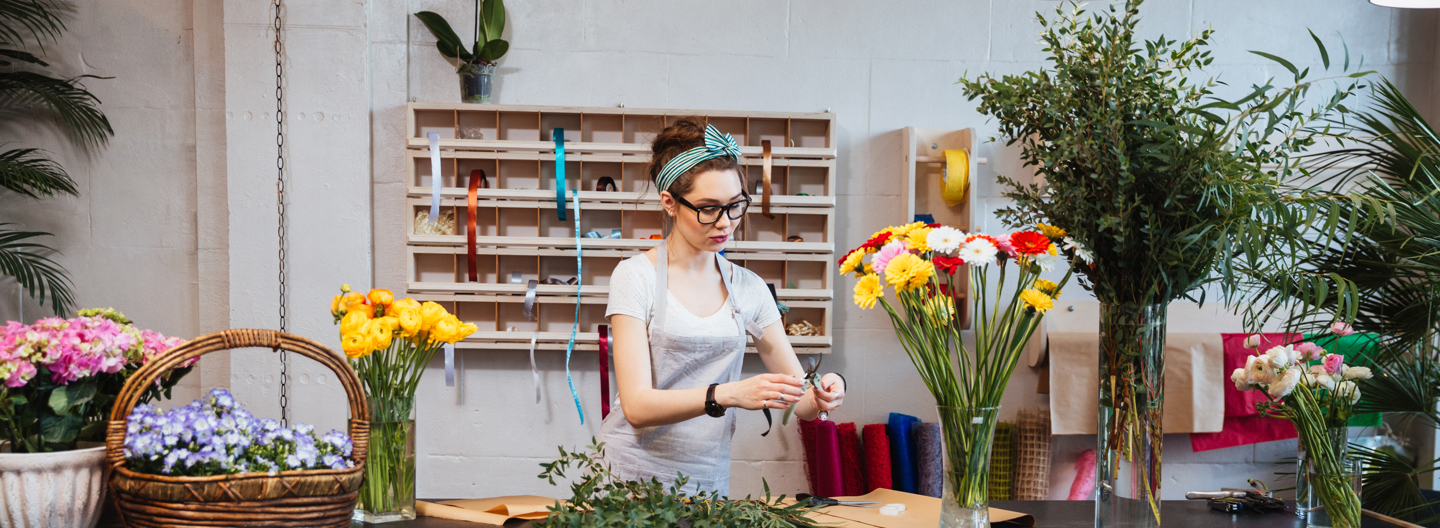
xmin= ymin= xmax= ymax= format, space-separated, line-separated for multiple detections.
xmin=104 ymin=329 xmax=369 ymax=527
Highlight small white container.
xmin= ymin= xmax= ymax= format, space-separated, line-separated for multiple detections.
xmin=0 ymin=444 xmax=106 ymax=528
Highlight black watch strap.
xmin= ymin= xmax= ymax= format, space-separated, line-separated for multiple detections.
xmin=705 ymin=383 xmax=725 ymax=418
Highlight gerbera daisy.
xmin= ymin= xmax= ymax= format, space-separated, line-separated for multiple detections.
xmin=871 ymin=240 xmax=909 ymax=278
xmin=884 ymin=253 xmax=934 ymax=293
xmin=853 ymin=273 xmax=884 ymax=310
xmin=1036 ymin=223 xmax=1067 ymax=239
xmin=1062 ymin=237 xmax=1094 ymax=265
xmin=1034 ymin=278 xmax=1061 ymax=297
xmin=838 ymin=249 xmax=865 ymax=276
xmin=958 ymin=238 xmax=998 ymax=266
xmin=1019 ymin=289 xmax=1054 ymax=314
xmin=926 ymin=226 xmax=966 ymax=254
xmin=905 ymin=226 xmax=933 ymax=253
xmin=1009 ymin=231 xmax=1052 ymax=256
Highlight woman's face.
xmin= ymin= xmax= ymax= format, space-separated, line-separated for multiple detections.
xmin=662 ymin=168 xmax=746 ymax=253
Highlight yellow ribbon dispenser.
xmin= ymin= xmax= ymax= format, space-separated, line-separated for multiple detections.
xmin=942 ymin=148 xmax=969 ymax=207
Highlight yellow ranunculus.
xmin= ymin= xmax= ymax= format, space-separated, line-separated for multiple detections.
xmin=1034 ymin=278 xmax=1061 ymax=297
xmin=431 ymin=315 xmax=461 ymax=344
xmin=330 ymin=294 xmax=344 ymax=317
xmin=420 ymin=301 xmax=449 ymax=330
xmin=1020 ymin=288 xmax=1054 ymax=314
xmin=884 ymin=253 xmax=935 ymax=294
xmin=1036 ymin=223 xmax=1067 ymax=239
xmin=340 ymin=310 xmax=369 ymax=336
xmin=368 ymin=289 xmax=394 ymax=307
xmin=341 ymin=332 xmax=370 ymax=359
xmin=396 ymin=307 xmax=423 ymax=337
xmin=853 ymin=273 xmax=884 ymax=310
xmin=368 ymin=321 xmax=393 ymax=351
xmin=392 ymin=297 xmax=421 ymax=312
xmin=379 ymin=316 xmax=400 ymax=334
xmin=457 ymin=322 xmax=479 ymax=341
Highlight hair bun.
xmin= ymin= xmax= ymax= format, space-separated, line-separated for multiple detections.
xmin=647 ymin=116 xmax=707 ymax=182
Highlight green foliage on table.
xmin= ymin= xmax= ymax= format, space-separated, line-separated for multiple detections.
xmin=415 ymin=0 xmax=509 ymax=66
xmin=958 ymin=0 xmax=1376 ymax=312
xmin=535 ymin=441 xmax=824 ymax=528
xmin=0 ymin=0 xmax=115 ymax=315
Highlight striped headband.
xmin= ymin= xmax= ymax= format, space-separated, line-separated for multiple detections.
xmin=655 ymin=125 xmax=742 ymax=192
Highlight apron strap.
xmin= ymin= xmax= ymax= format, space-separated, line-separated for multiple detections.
xmin=653 ymin=242 xmax=670 ymax=331
xmin=716 ymin=252 xmax=766 ymax=341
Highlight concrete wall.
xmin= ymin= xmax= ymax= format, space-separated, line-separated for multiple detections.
xmin=2 ymin=0 xmax=1436 ymax=502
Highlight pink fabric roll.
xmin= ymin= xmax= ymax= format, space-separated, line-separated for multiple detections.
xmin=837 ymin=422 xmax=865 ymax=496
xmin=799 ymin=418 xmax=819 ymax=493
xmin=814 ymin=420 xmax=845 ymax=498
xmin=1067 ymin=449 xmax=1098 ymax=500
xmin=863 ymin=424 xmax=892 ymax=492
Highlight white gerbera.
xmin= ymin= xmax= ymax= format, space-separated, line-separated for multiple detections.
xmin=926 ymin=226 xmax=966 ymax=255
xmin=1062 ymin=237 xmax=1094 ymax=265
xmin=958 ymin=238 xmax=998 ymax=266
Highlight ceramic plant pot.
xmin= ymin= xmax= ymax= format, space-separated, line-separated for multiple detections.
xmin=0 ymin=444 xmax=107 ymax=528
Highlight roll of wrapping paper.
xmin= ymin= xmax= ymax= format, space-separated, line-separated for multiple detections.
xmin=862 ymin=424 xmax=892 ymax=492
xmin=888 ymin=413 xmax=919 ymax=493
xmin=815 ymin=420 xmax=845 ymax=498
xmin=836 ymin=422 xmax=864 ymax=496
xmin=942 ymin=148 xmax=969 ymax=207
xmin=800 ymin=418 xmax=819 ymax=493
xmin=988 ymin=422 xmax=1016 ymax=500
xmin=915 ymin=422 xmax=943 ymax=498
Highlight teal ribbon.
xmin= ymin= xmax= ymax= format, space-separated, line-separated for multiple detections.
xmin=566 ymin=188 xmax=585 ymax=424
xmin=555 ymin=128 xmax=567 ymax=220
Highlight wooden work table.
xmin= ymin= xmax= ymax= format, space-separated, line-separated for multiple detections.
xmin=363 ymin=499 xmax=1417 ymax=527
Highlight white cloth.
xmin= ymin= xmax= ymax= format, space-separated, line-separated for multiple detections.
xmin=606 ymin=254 xmax=782 ymax=337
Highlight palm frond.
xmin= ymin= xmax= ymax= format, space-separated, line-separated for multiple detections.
xmin=1356 ymin=355 xmax=1440 ymax=424
xmin=0 ymin=223 xmax=72 ymax=315
xmin=1354 ymin=443 xmax=1440 ymax=527
xmin=0 ymin=46 xmax=46 ymax=67
xmin=0 ymin=0 xmax=65 ymax=49
xmin=0 ymin=146 xmax=74 ymax=197
xmin=0 ymin=71 xmax=112 ymax=149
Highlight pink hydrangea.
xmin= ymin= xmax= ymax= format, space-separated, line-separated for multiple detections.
xmin=0 ymin=314 xmax=189 ymax=389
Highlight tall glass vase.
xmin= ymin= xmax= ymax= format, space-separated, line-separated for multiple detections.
xmin=354 ymin=396 xmax=417 ymax=523
xmin=1296 ymin=427 xmax=1362 ymax=528
xmin=938 ymin=406 xmax=1000 ymax=528
xmin=1096 ymin=303 xmax=1166 ymax=528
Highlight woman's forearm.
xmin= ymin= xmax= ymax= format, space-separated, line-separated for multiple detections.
xmin=621 ymin=386 xmax=710 ymax=428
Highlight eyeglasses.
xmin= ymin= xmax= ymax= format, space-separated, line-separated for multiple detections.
xmin=672 ymin=194 xmax=751 ymax=225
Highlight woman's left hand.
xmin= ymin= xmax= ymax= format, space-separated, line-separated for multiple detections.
xmin=812 ymin=373 xmax=845 ymax=413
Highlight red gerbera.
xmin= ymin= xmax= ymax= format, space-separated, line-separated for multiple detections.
xmin=860 ymin=231 xmax=893 ymax=252
xmin=1009 ymin=231 xmax=1052 ymax=256
xmin=838 ymin=248 xmax=858 ymax=267
xmin=933 ymin=255 xmax=965 ymax=275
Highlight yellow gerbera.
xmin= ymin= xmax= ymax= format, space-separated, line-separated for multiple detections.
xmin=839 ymin=250 xmax=865 ymax=276
xmin=885 ymin=253 xmax=935 ymax=294
xmin=853 ymin=273 xmax=884 ymax=309
xmin=906 ymin=226 xmax=932 ymax=253
xmin=1036 ymin=223 xmax=1068 ymax=239
xmin=1034 ymin=279 xmax=1061 ymax=297
xmin=888 ymin=221 xmax=927 ymax=239
xmin=923 ymin=294 xmax=954 ymax=323
xmin=1020 ymin=289 xmax=1054 ymax=314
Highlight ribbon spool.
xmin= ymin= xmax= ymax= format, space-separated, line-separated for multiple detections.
xmin=599 ymin=324 xmax=611 ymax=420
xmin=466 ymin=169 xmax=486 ymax=282
xmin=761 ymin=140 xmax=775 ymax=219
xmin=941 ymin=148 xmax=969 ymax=207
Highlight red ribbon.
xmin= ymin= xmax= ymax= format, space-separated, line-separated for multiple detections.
xmin=467 ymin=170 xmax=486 ymax=282
xmin=599 ymin=324 xmax=611 ymax=420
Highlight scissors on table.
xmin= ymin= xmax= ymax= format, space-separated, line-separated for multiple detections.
xmin=795 ymin=493 xmax=880 ymax=508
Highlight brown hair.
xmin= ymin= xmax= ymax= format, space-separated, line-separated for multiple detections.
xmin=647 ymin=117 xmax=747 ymax=235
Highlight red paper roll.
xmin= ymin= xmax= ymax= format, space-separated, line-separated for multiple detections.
xmin=815 ymin=420 xmax=844 ymax=498
xmin=837 ymin=422 xmax=865 ymax=496
xmin=862 ymin=423 xmax=892 ymax=492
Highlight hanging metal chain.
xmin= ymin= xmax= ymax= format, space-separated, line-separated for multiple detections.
xmin=273 ymin=0 xmax=289 ymax=427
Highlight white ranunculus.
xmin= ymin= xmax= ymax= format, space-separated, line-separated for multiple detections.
xmin=1243 ymin=334 xmax=1261 ymax=349
xmin=1265 ymin=345 xmax=1299 ymax=368
xmin=1268 ymin=368 xmax=1301 ymax=399
xmin=1343 ymin=366 xmax=1372 ymax=380
xmin=1335 ymin=380 xmax=1362 ymax=405
xmin=1248 ymin=355 xmax=1276 ymax=385
xmin=1306 ymin=365 xmax=1336 ymax=391
xmin=1231 ymin=367 xmax=1253 ymax=391
xmin=926 ymin=226 xmax=966 ymax=255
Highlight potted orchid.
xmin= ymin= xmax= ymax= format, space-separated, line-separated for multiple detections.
xmin=1229 ymin=324 xmax=1373 ymax=528
xmin=841 ymin=222 xmax=1072 ymax=527
xmin=0 ymin=308 xmax=190 ymax=528
xmin=416 ymin=0 xmax=508 ymax=104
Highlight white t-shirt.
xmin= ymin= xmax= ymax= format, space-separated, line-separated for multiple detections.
xmin=605 ymin=254 xmax=783 ymax=337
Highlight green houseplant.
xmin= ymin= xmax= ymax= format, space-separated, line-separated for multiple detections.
xmin=959 ymin=1 xmax=1375 ymax=526
xmin=0 ymin=0 xmax=114 ymax=315
xmin=416 ymin=0 xmax=508 ymax=104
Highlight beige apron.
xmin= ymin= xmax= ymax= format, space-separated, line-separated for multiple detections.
xmin=597 ymin=242 xmax=765 ymax=496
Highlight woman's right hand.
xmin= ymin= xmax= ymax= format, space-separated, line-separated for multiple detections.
xmin=718 ymin=373 xmax=805 ymax=411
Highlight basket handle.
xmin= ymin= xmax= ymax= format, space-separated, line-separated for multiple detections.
xmin=104 ymin=329 xmax=370 ymax=469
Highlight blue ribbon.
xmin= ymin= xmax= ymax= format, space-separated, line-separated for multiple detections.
xmin=555 ymin=128 xmax=567 ymax=221
xmin=565 ymin=188 xmax=585 ymax=424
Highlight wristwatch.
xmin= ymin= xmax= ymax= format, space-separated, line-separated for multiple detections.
xmin=705 ymin=383 xmax=725 ymax=418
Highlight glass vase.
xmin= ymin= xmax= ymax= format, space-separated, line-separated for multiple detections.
xmin=938 ymin=406 xmax=1000 ymax=528
xmin=1095 ymin=303 xmax=1166 ymax=528
xmin=1296 ymin=427 xmax=1362 ymax=528
xmin=354 ymin=396 xmax=417 ymax=523
xmin=457 ymin=62 xmax=496 ymax=104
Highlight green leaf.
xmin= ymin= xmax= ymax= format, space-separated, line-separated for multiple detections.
xmin=414 ymin=11 xmax=472 ymax=61
xmin=1250 ymin=50 xmax=1298 ymax=76
xmin=0 ymin=146 xmax=75 ymax=198
xmin=481 ymin=0 xmax=505 ymax=45
xmin=479 ymin=39 xmax=509 ymax=63
xmin=1309 ymin=29 xmax=1329 ymax=69
xmin=0 ymin=0 xmax=67 ymax=51
xmin=38 ymin=414 xmax=80 ymax=445
xmin=0 ymin=224 xmax=73 ymax=315
xmin=0 ymin=71 xmax=114 ymax=150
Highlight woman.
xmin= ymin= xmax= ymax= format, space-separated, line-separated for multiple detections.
xmin=598 ymin=118 xmax=845 ymax=495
